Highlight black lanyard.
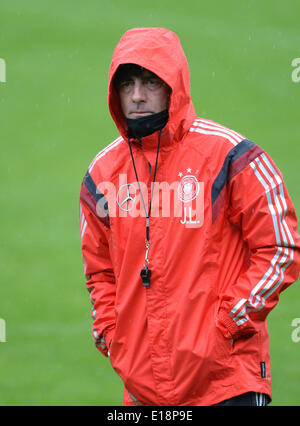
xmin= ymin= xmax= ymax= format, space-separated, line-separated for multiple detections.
xmin=127 ymin=129 xmax=162 ymax=287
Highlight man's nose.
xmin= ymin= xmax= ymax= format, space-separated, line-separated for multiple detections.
xmin=131 ymin=81 xmax=146 ymax=103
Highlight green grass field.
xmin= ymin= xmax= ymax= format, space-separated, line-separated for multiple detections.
xmin=0 ymin=0 xmax=299 ymax=406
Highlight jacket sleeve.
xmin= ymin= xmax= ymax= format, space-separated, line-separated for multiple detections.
xmin=216 ymin=150 xmax=300 ymax=340
xmin=79 ymin=172 xmax=116 ymax=357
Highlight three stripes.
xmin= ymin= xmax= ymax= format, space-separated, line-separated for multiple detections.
xmin=230 ymin=153 xmax=294 ymax=326
xmin=189 ymin=119 xmax=294 ymax=328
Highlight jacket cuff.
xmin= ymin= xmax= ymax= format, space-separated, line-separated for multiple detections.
xmin=216 ymin=308 xmax=244 ymax=339
xmin=216 ymin=308 xmax=258 ymax=340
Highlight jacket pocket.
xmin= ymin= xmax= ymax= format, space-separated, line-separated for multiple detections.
xmin=231 ymin=331 xmax=260 ymax=358
xmin=230 ymin=331 xmax=264 ymax=378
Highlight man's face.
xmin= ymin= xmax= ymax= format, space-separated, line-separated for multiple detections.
xmin=117 ymin=68 xmax=171 ymax=119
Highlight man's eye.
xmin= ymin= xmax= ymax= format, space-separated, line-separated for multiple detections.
xmin=120 ymin=81 xmax=133 ymax=90
xmin=145 ymin=79 xmax=162 ymax=89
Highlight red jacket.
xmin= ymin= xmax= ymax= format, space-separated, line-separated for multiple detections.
xmin=79 ymin=28 xmax=300 ymax=406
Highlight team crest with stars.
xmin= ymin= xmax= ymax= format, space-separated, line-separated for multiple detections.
xmin=177 ymin=168 xmax=200 ymax=203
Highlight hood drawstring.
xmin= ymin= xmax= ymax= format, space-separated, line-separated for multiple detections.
xmin=127 ymin=128 xmax=163 ymax=287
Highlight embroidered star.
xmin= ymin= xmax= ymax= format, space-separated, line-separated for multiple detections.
xmin=187 ymin=168 xmax=192 ymax=173
xmin=178 ymin=172 xmax=183 ymax=177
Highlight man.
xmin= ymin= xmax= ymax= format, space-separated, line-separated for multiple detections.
xmin=79 ymin=27 xmax=300 ymax=406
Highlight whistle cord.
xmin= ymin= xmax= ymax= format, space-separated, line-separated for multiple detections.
xmin=127 ymin=128 xmax=162 ymax=242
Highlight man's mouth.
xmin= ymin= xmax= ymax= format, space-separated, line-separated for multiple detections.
xmin=129 ymin=111 xmax=153 ymax=118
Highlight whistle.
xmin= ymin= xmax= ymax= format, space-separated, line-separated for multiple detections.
xmin=140 ymin=265 xmax=151 ymax=287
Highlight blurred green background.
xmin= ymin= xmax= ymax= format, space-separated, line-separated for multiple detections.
xmin=0 ymin=0 xmax=299 ymax=406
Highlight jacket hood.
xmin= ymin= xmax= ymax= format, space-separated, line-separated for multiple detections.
xmin=108 ymin=27 xmax=196 ymax=144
